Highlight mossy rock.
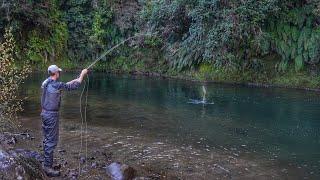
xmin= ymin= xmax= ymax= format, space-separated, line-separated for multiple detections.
xmin=0 ymin=149 xmax=46 ymax=180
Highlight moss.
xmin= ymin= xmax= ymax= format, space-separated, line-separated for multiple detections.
xmin=272 ymin=70 xmax=320 ymax=88
xmin=15 ymin=155 xmax=46 ymax=179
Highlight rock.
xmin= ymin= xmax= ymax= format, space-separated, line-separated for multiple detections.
xmin=15 ymin=165 xmax=26 ymax=180
xmin=53 ymin=163 xmax=61 ymax=170
xmin=0 ymin=149 xmax=46 ymax=179
xmin=106 ymin=162 xmax=123 ymax=180
xmin=0 ymin=134 xmax=16 ymax=147
xmin=0 ymin=149 xmax=13 ymax=169
xmin=13 ymin=149 xmax=44 ymax=163
xmin=58 ymin=149 xmax=66 ymax=153
xmin=106 ymin=162 xmax=136 ymax=180
xmin=80 ymin=156 xmax=86 ymax=164
xmin=18 ymin=133 xmax=32 ymax=140
xmin=61 ymin=160 xmax=68 ymax=167
xmin=102 ymin=152 xmax=113 ymax=160
xmin=173 ymin=162 xmax=179 ymax=168
xmin=7 ymin=136 xmax=17 ymax=145
xmin=65 ymin=168 xmax=78 ymax=179
xmin=121 ymin=164 xmax=136 ymax=180
xmin=3 ymin=132 xmax=34 ymax=140
xmin=212 ymin=164 xmax=230 ymax=175
xmin=91 ymin=162 xmax=97 ymax=168
xmin=133 ymin=177 xmax=151 ymax=180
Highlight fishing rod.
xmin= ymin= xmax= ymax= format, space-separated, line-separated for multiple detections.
xmin=78 ymin=32 xmax=157 ymax=175
xmin=86 ymin=33 xmax=156 ymax=70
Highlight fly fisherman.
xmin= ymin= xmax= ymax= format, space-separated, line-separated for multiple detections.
xmin=41 ymin=65 xmax=88 ymax=177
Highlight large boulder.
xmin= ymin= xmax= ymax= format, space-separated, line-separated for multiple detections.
xmin=0 ymin=148 xmax=46 ymax=179
xmin=0 ymin=133 xmax=46 ymax=180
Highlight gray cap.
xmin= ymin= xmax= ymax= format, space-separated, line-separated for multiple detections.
xmin=48 ymin=65 xmax=62 ymax=74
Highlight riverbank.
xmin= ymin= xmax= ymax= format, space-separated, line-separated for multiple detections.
xmin=28 ymin=57 xmax=320 ymax=92
xmin=6 ymin=116 xmax=307 ymax=179
xmin=123 ymin=70 xmax=320 ymax=92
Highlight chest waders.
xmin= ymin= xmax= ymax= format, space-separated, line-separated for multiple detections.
xmin=41 ymin=79 xmax=61 ymax=168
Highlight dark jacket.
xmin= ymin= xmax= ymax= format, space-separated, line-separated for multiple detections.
xmin=41 ymin=78 xmax=80 ymax=112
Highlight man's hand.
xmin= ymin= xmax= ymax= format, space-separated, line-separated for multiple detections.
xmin=76 ymin=69 xmax=88 ymax=83
xmin=66 ymin=69 xmax=88 ymax=85
xmin=81 ymin=69 xmax=88 ymax=76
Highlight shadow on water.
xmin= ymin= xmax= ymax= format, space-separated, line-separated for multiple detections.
xmin=21 ymin=72 xmax=320 ymax=178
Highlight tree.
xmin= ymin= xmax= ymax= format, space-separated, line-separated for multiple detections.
xmin=61 ymin=0 xmax=121 ymax=62
xmin=0 ymin=27 xmax=31 ymax=128
xmin=0 ymin=0 xmax=68 ymax=66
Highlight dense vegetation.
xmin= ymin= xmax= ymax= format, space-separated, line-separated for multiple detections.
xmin=0 ymin=27 xmax=30 ymax=128
xmin=142 ymin=0 xmax=320 ymax=71
xmin=0 ymin=0 xmax=320 ymax=88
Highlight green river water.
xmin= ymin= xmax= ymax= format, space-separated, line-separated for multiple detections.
xmin=21 ymin=72 xmax=320 ymax=179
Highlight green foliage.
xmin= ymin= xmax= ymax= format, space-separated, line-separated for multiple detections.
xmin=0 ymin=0 xmax=123 ymax=66
xmin=0 ymin=27 xmax=31 ymax=127
xmin=267 ymin=5 xmax=320 ymax=72
xmin=62 ymin=0 xmax=122 ymax=62
xmin=51 ymin=21 xmax=69 ymax=58
xmin=0 ymin=0 xmax=68 ymax=66
xmin=61 ymin=0 xmax=96 ymax=62
xmin=91 ymin=6 xmax=120 ymax=47
xmin=273 ymin=67 xmax=320 ymax=88
xmin=1 ymin=0 xmax=320 ymax=89
xmin=142 ymin=0 xmax=280 ymax=70
xmin=26 ymin=21 xmax=68 ymax=65
xmin=142 ymin=0 xmax=320 ymax=74
xmin=26 ymin=31 xmax=49 ymax=64
xmin=143 ymin=36 xmax=163 ymax=48
xmin=106 ymin=56 xmax=143 ymax=72
xmin=198 ymin=63 xmax=216 ymax=81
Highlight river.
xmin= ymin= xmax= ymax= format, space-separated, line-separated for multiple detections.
xmin=21 ymin=72 xmax=320 ymax=179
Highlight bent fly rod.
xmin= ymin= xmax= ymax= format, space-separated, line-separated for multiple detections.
xmin=85 ymin=33 xmax=156 ymax=70
xmin=77 ymin=32 xmax=156 ymax=175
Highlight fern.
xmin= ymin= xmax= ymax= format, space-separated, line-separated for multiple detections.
xmin=294 ymin=55 xmax=303 ymax=71
xmin=267 ymin=6 xmax=320 ymax=72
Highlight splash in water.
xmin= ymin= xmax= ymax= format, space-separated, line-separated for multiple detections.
xmin=188 ymin=85 xmax=214 ymax=105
